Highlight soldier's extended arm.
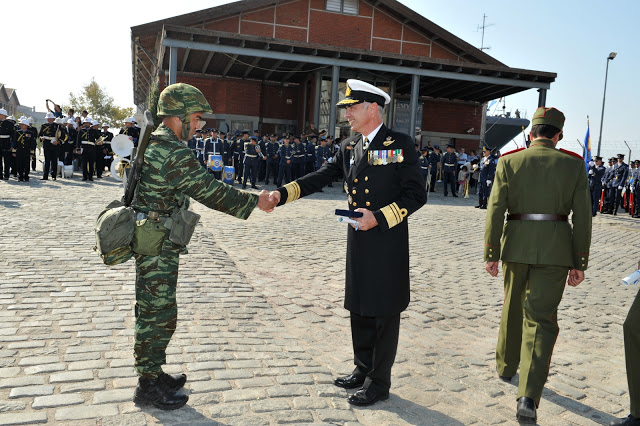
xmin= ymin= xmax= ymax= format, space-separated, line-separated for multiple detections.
xmin=161 ymin=144 xmax=258 ymax=219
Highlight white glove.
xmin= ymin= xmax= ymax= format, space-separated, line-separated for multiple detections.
xmin=486 ymin=180 xmax=492 ymax=186
xmin=588 ymin=161 xmax=595 ymax=167
xmin=632 ymin=186 xmax=636 ymax=192
xmin=619 ymin=186 xmax=623 ymax=190
xmin=588 ymin=169 xmax=594 ymax=175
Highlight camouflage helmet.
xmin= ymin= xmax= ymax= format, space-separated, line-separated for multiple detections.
xmin=156 ymin=83 xmax=212 ymax=118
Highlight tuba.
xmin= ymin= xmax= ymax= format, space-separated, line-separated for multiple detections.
xmin=109 ymin=134 xmax=134 ymax=184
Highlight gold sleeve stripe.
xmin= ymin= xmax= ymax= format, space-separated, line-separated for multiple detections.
xmin=283 ymin=181 xmax=301 ymax=204
xmin=380 ymin=202 xmax=404 ymax=229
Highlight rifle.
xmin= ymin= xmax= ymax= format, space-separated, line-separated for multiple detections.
xmin=122 ymin=111 xmax=154 ymax=207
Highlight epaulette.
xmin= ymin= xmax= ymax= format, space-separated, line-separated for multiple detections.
xmin=559 ymin=148 xmax=584 ymax=160
xmin=500 ymin=147 xmax=525 ymax=157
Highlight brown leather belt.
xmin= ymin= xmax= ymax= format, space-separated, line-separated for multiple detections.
xmin=507 ymin=214 xmax=568 ymax=222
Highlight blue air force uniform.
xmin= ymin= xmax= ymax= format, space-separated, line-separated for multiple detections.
xmin=277 ymin=141 xmax=294 ymax=187
xmin=242 ymin=137 xmax=260 ymax=189
xmin=292 ymin=140 xmax=306 ymax=179
xmin=612 ymin=157 xmax=630 ymax=215
xmin=265 ymin=139 xmax=280 ymax=184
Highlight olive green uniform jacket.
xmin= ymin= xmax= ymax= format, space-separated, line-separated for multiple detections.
xmin=484 ymin=139 xmax=592 ymax=269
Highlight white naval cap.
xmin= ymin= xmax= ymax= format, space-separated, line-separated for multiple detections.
xmin=19 ymin=118 xmax=30 ymax=126
xmin=0 ymin=108 xmax=7 ymax=116
xmin=45 ymin=112 xmax=56 ymax=119
xmin=7 ymin=115 xmax=15 ymax=121
xmin=124 ymin=117 xmax=134 ymax=123
xmin=67 ymin=119 xmax=75 ymax=124
xmin=102 ymin=123 xmax=109 ymax=127
xmin=336 ymin=79 xmax=391 ymax=107
xmin=83 ymin=117 xmax=92 ymax=124
xmin=91 ymin=120 xmax=99 ymax=126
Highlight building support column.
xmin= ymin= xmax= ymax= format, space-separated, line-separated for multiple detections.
xmin=169 ymin=47 xmax=178 ymax=85
xmin=328 ymin=65 xmax=340 ymax=138
xmin=537 ymin=88 xmax=547 ymax=107
xmin=313 ymin=71 xmax=322 ymax=130
xmin=408 ymin=74 xmax=420 ymax=141
xmin=387 ymin=78 xmax=397 ymax=127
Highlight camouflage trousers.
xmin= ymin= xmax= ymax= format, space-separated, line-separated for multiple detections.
xmin=134 ymin=238 xmax=182 ymax=378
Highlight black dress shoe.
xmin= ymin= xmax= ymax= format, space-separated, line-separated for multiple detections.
xmin=251 ymin=185 xmax=259 ymax=189
xmin=133 ymin=377 xmax=188 ymax=410
xmin=610 ymin=415 xmax=640 ymax=425
xmin=41 ymin=177 xmax=48 ymax=180
xmin=159 ymin=372 xmax=187 ymax=391
xmin=347 ymin=387 xmax=389 ymax=406
xmin=480 ymin=205 xmax=487 ymax=209
xmin=452 ymin=194 xmax=458 ymax=197
xmin=516 ymin=396 xmax=537 ymax=424
xmin=334 ymin=374 xmax=365 ymax=389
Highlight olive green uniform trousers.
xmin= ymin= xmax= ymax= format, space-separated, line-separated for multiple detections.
xmin=496 ymin=262 xmax=569 ymax=405
xmin=133 ymin=238 xmax=182 ymax=378
xmin=624 ymin=288 xmax=640 ymax=417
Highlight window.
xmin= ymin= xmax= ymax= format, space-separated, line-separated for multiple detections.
xmin=326 ymin=0 xmax=358 ymax=15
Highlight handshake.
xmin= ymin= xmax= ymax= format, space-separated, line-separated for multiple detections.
xmin=257 ymin=190 xmax=281 ymax=213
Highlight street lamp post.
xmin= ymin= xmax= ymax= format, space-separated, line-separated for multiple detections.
xmin=596 ymin=52 xmax=617 ymax=157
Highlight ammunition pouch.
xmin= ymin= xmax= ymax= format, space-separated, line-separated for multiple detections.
xmin=131 ymin=217 xmax=168 ymax=256
xmin=165 ymin=208 xmax=201 ymax=247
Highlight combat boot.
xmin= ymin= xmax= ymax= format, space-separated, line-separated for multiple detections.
xmin=159 ymin=373 xmax=187 ymax=391
xmin=133 ymin=377 xmax=188 ymax=410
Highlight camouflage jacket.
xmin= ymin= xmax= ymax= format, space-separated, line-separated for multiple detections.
xmin=133 ymin=124 xmax=258 ymax=219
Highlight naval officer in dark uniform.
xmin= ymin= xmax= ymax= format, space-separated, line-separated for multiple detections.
xmin=268 ymin=79 xmax=426 ymax=406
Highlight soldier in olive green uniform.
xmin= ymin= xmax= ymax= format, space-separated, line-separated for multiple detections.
xmin=484 ymin=107 xmax=592 ymax=424
xmin=131 ymin=83 xmax=274 ymax=410
xmin=610 ymin=260 xmax=640 ymax=425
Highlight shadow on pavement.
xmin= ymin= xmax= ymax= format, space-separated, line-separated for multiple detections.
xmin=543 ymin=389 xmax=618 ymax=425
xmin=368 ymin=394 xmax=465 ymax=425
xmin=135 ymin=403 xmax=224 ymax=425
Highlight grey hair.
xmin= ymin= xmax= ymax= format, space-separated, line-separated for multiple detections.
xmin=362 ymin=102 xmax=385 ymax=119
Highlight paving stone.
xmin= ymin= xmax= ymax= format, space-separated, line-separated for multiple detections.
xmin=8 ymin=386 xmax=55 ymax=399
xmin=17 ymin=356 xmax=59 ymax=367
xmin=316 ymin=409 xmax=358 ymax=423
xmin=249 ymin=398 xmax=291 ymax=413
xmin=0 ymin=377 xmax=44 ymax=389
xmin=93 ymin=389 xmax=134 ymax=404
xmin=31 ymin=394 xmax=85 ymax=409
xmin=54 ymin=404 xmax=119 ymax=421
xmin=267 ymin=385 xmax=310 ymax=398
xmin=222 ymin=389 xmax=267 ymax=402
xmin=0 ymin=412 xmax=48 ymax=425
xmin=0 ymin=401 xmax=26 ymax=413
xmin=60 ymin=380 xmax=106 ymax=393
xmin=49 ymin=370 xmax=94 ymax=383
xmin=214 ymin=369 xmax=253 ymax=380
xmin=271 ymin=410 xmax=314 ymax=424
xmin=23 ymin=364 xmax=66 ymax=375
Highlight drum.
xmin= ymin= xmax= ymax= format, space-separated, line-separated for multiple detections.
xmin=223 ymin=166 xmax=235 ymax=184
xmin=209 ymin=154 xmax=223 ymax=172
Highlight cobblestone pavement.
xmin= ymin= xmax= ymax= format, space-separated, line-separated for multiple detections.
xmin=0 ymin=162 xmax=638 ymax=425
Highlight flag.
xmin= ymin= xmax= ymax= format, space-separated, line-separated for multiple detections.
xmin=583 ymin=118 xmax=591 ymax=171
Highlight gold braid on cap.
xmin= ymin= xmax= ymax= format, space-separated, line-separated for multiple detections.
xmin=283 ymin=181 xmax=301 ymax=204
xmin=379 ymin=202 xmax=408 ymax=229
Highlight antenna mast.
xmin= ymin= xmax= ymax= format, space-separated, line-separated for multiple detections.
xmin=477 ymin=14 xmax=494 ymax=51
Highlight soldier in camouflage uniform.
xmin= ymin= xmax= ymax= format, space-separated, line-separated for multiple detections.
xmin=131 ymin=83 xmax=275 ymax=410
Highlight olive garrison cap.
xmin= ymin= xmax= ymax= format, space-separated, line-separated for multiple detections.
xmin=532 ymin=107 xmax=565 ymax=130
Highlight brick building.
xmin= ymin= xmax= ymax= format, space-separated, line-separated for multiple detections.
xmin=131 ymin=0 xmax=555 ymax=150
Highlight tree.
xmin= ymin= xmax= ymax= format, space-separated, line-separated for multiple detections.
xmin=66 ymin=78 xmax=134 ymax=127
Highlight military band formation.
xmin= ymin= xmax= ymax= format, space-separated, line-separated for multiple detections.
xmin=0 ymin=107 xmax=138 ymax=182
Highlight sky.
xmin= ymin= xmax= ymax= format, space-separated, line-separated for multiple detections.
xmin=3 ymin=0 xmax=638 ymax=158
